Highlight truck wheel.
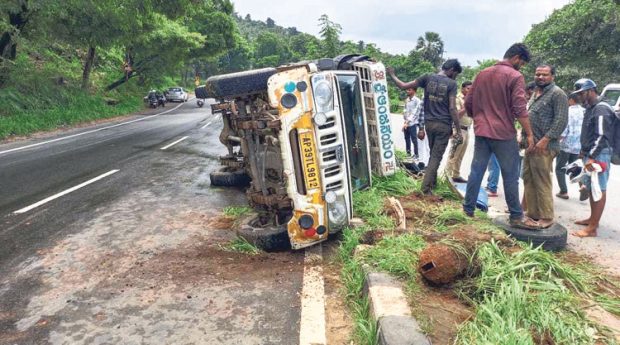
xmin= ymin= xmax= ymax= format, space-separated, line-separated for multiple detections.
xmin=195 ymin=85 xmax=209 ymax=99
xmin=206 ymin=68 xmax=277 ymax=99
xmin=210 ymin=169 xmax=251 ymax=187
xmin=237 ymin=216 xmax=290 ymax=251
xmin=493 ymin=216 xmax=567 ymax=252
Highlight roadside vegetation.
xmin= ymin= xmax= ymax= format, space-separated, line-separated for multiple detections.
xmin=339 ymin=166 xmax=620 ymax=344
xmin=219 ymin=236 xmax=262 ymax=255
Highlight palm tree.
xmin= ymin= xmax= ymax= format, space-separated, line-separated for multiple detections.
xmin=415 ymin=32 xmax=444 ymax=68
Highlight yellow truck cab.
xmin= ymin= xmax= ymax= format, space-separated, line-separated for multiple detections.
xmin=202 ymin=55 xmax=394 ymax=250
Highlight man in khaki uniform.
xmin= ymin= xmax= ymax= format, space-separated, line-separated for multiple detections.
xmin=447 ymin=81 xmax=473 ymax=183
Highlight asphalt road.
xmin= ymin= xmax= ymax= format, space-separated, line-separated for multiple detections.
xmin=0 ymin=101 xmax=348 ymax=344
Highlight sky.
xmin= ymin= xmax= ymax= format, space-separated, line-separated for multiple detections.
xmin=231 ymin=0 xmax=572 ymax=66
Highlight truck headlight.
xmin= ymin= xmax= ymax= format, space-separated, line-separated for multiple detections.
xmin=313 ymin=80 xmax=333 ymax=112
xmin=327 ymin=198 xmax=347 ymax=226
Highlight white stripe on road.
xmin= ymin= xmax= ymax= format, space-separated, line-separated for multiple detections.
xmin=201 ymin=113 xmax=221 ymax=129
xmin=0 ymin=102 xmax=187 ymax=157
xmin=299 ymin=245 xmax=326 ymax=345
xmin=160 ymin=136 xmax=188 ymax=150
xmin=13 ymin=169 xmax=120 ymax=214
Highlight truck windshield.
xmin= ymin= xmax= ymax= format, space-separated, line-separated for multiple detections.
xmin=336 ymin=74 xmax=371 ymax=191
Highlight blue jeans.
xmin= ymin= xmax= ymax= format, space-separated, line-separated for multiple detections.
xmin=486 ymin=154 xmax=500 ymax=193
xmin=464 ymin=136 xmax=523 ymax=220
xmin=583 ymin=148 xmax=612 ymax=192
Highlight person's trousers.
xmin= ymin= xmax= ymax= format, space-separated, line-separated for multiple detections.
xmin=404 ymin=124 xmax=419 ymax=156
xmin=421 ymin=121 xmax=452 ymax=194
xmin=446 ymin=128 xmax=469 ymax=178
xmin=486 ymin=153 xmax=500 ymax=192
xmin=522 ymin=150 xmax=557 ymax=220
xmin=464 ymin=136 xmax=523 ymax=220
xmin=554 ymin=150 xmax=579 ymax=194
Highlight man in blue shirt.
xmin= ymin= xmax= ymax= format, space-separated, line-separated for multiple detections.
xmin=555 ymin=94 xmax=584 ymax=199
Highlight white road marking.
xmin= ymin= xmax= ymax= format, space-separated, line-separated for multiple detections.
xmin=201 ymin=113 xmax=221 ymax=129
xmin=0 ymin=102 xmax=187 ymax=157
xmin=160 ymin=136 xmax=188 ymax=150
xmin=13 ymin=169 xmax=120 ymax=214
xmin=299 ymin=244 xmax=327 ymax=345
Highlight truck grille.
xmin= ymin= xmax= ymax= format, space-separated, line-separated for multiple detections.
xmin=315 ymin=113 xmax=348 ymax=197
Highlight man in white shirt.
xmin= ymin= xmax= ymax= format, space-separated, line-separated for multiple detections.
xmin=402 ymin=87 xmax=424 ymax=158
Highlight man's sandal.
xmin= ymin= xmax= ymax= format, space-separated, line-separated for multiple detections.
xmin=509 ymin=216 xmax=543 ymax=231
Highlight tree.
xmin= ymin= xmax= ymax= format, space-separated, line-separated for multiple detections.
xmin=524 ymin=0 xmax=620 ymax=89
xmin=318 ymin=14 xmax=342 ymax=57
xmin=415 ymin=31 xmax=444 ymax=68
xmin=266 ymin=17 xmax=275 ymax=28
xmin=253 ymin=31 xmax=290 ymax=67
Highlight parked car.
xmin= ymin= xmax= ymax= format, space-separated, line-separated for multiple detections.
xmin=164 ymin=87 xmax=188 ymax=102
xmin=601 ymin=83 xmax=620 ymax=117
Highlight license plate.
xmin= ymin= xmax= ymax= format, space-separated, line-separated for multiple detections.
xmin=299 ymin=132 xmax=320 ymax=191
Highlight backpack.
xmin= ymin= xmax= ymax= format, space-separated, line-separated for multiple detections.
xmin=599 ymin=101 xmax=620 ymax=164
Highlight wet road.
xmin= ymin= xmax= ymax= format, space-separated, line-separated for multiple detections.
xmin=0 ymin=102 xmax=347 ymax=344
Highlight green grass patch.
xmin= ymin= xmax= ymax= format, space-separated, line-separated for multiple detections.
xmin=353 ymin=188 xmax=395 ymax=230
xmin=455 ymin=241 xmax=600 ymax=344
xmin=372 ymin=170 xmax=420 ymax=196
xmin=358 ymin=234 xmax=427 ymax=280
xmin=218 ymin=237 xmax=261 ymax=255
xmin=223 ymin=205 xmax=252 ymax=218
xmin=339 ymin=226 xmax=378 ymax=345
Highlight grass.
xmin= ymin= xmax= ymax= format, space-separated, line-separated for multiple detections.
xmin=454 ymin=241 xmax=603 ymax=345
xmin=223 ymin=205 xmax=252 ymax=218
xmin=218 ymin=237 xmax=262 ymax=255
xmin=339 ymin=226 xmax=378 ymax=345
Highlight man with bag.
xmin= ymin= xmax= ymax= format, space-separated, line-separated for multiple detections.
xmin=571 ymin=78 xmax=616 ymax=238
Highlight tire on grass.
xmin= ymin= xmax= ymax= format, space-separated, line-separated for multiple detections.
xmin=206 ymin=68 xmax=277 ymax=99
xmin=493 ymin=216 xmax=567 ymax=252
xmin=209 ymin=169 xmax=251 ymax=187
xmin=237 ymin=215 xmax=290 ymax=251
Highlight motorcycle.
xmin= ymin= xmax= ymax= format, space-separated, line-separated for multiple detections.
xmin=148 ymin=97 xmax=158 ymax=109
xmin=197 ymin=98 xmax=204 ymax=108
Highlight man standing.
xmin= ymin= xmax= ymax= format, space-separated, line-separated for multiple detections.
xmin=447 ymin=81 xmax=473 ymax=183
xmin=463 ymin=43 xmax=538 ymax=229
xmin=522 ymin=65 xmax=568 ymax=228
xmin=571 ymin=79 xmax=615 ymax=238
xmin=555 ymin=94 xmax=584 ymax=199
xmin=388 ymin=59 xmax=463 ymax=195
xmin=403 ymin=87 xmax=424 ymax=158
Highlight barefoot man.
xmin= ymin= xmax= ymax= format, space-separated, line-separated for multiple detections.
xmin=571 ymin=78 xmax=615 ymax=237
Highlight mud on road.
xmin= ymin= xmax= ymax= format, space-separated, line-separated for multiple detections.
xmin=0 ymin=124 xmax=352 ymax=345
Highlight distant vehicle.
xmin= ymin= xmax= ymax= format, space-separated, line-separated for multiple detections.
xmin=144 ymin=90 xmax=165 ymax=108
xmin=601 ymin=84 xmax=620 ymax=117
xmin=164 ymin=87 xmax=189 ymax=102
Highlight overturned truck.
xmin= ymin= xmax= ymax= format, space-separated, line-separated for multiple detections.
xmin=200 ymin=55 xmax=395 ymax=250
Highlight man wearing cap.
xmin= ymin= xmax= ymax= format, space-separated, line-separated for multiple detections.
xmin=571 ymin=78 xmax=615 ymax=237
xmin=521 ymin=64 xmax=568 ymax=228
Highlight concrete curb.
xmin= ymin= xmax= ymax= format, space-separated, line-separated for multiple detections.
xmin=361 ymin=265 xmax=431 ymax=345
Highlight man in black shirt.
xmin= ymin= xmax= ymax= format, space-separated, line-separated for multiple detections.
xmin=388 ymin=59 xmax=462 ymax=194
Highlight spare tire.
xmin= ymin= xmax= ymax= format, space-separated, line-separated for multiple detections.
xmin=206 ymin=68 xmax=277 ymax=99
xmin=210 ymin=169 xmax=251 ymax=187
xmin=492 ymin=216 xmax=567 ymax=252
xmin=195 ymin=85 xmax=209 ymax=99
xmin=237 ymin=215 xmax=290 ymax=251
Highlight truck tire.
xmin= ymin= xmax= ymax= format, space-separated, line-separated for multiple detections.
xmin=195 ymin=85 xmax=209 ymax=99
xmin=206 ymin=68 xmax=277 ymax=99
xmin=492 ymin=216 xmax=567 ymax=252
xmin=210 ymin=169 xmax=251 ymax=187
xmin=237 ymin=215 xmax=290 ymax=251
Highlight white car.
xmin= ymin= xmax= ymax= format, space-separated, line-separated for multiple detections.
xmin=601 ymin=83 xmax=620 ymax=117
xmin=165 ymin=87 xmax=188 ymax=102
